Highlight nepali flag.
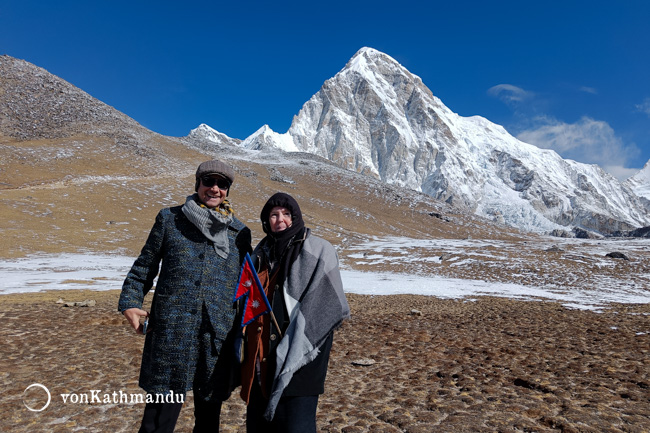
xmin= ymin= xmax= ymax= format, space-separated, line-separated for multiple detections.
xmin=233 ymin=253 xmax=272 ymax=326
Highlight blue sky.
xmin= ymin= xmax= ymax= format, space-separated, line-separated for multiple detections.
xmin=2 ymin=0 xmax=649 ymax=179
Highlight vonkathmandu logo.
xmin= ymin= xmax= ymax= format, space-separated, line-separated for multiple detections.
xmin=60 ymin=390 xmax=185 ymax=405
xmin=23 ymin=383 xmax=51 ymax=412
xmin=22 ymin=383 xmax=184 ymax=411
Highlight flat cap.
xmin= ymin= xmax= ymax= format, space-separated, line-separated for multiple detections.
xmin=195 ymin=160 xmax=235 ymax=184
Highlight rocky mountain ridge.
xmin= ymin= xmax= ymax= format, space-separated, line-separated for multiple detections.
xmin=0 ymin=55 xmax=208 ymax=188
xmin=1 ymin=55 xmax=145 ymax=144
xmin=194 ymin=48 xmax=649 ymax=235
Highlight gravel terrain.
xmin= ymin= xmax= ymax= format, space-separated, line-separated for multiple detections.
xmin=2 ymin=290 xmax=649 ymax=432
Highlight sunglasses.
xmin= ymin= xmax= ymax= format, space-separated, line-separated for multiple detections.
xmin=201 ymin=176 xmax=230 ymax=190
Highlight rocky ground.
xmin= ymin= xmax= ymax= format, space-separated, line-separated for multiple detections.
xmin=2 ymin=290 xmax=649 ymax=432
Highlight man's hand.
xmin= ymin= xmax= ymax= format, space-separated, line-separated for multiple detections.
xmin=123 ymin=308 xmax=150 ymax=335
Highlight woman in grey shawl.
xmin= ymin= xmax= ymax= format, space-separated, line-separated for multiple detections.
xmin=239 ymin=192 xmax=350 ymax=432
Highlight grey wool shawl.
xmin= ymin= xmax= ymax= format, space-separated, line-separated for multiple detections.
xmin=262 ymin=232 xmax=350 ymax=420
xmin=182 ymin=194 xmax=233 ymax=258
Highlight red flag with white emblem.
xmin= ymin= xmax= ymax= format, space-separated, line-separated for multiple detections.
xmin=233 ymin=253 xmax=271 ymax=326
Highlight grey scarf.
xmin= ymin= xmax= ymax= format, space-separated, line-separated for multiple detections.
xmin=182 ymin=194 xmax=233 ymax=258
xmin=262 ymin=232 xmax=350 ymax=421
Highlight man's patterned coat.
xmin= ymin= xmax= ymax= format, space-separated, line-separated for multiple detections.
xmin=119 ymin=205 xmax=251 ymax=400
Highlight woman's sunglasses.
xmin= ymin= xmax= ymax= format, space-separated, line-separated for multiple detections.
xmin=201 ymin=176 xmax=230 ymax=191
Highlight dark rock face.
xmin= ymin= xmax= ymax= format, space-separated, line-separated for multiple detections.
xmin=572 ymin=227 xmax=602 ymax=239
xmin=606 ymin=252 xmax=630 ymax=261
xmin=549 ymin=229 xmax=573 ymax=238
xmin=610 ymin=225 xmax=650 ymax=238
xmin=630 ymin=226 xmax=650 ymax=238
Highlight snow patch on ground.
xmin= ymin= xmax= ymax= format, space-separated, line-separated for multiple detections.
xmin=2 ymin=235 xmax=650 ymax=311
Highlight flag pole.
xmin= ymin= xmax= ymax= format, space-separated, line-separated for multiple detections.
xmin=269 ymin=310 xmax=283 ymax=339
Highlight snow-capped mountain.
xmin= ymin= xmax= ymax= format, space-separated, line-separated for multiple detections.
xmin=188 ymin=123 xmax=241 ymax=147
xmin=200 ymin=48 xmax=650 ymax=234
xmin=240 ymin=124 xmax=297 ymax=152
xmin=624 ymin=161 xmax=650 ymax=209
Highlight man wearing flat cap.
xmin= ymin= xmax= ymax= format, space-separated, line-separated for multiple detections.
xmin=119 ymin=159 xmax=251 ymax=432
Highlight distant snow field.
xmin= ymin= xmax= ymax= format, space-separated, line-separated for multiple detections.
xmin=1 ymin=236 xmax=649 ymax=312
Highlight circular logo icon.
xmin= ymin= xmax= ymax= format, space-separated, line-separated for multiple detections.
xmin=23 ymin=383 xmax=51 ymax=412
xmin=243 ymin=279 xmax=252 ymax=288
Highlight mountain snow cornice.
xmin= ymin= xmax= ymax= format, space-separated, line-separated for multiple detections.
xmin=212 ymin=47 xmax=650 ymax=234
